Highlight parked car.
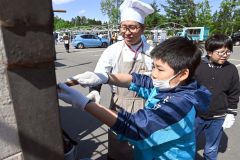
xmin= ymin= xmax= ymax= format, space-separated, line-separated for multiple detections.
xmin=231 ymin=32 xmax=240 ymax=46
xmin=72 ymin=34 xmax=109 ymax=49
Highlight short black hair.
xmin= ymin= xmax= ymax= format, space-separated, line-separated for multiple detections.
xmin=150 ymin=37 xmax=202 ymax=82
xmin=205 ymin=33 xmax=233 ymax=52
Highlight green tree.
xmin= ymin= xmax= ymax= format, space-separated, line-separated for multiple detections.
xmin=231 ymin=0 xmax=240 ymax=33
xmin=100 ymin=0 xmax=124 ymax=25
xmin=213 ymin=0 xmax=238 ymax=35
xmin=145 ymin=0 xmax=166 ymax=29
xmin=195 ymin=0 xmax=212 ymax=27
xmin=161 ymin=0 xmax=197 ymax=27
xmin=54 ymin=16 xmax=73 ymax=30
xmin=211 ymin=11 xmax=221 ymax=34
xmin=195 ymin=0 xmax=214 ymax=34
xmin=75 ymin=16 xmax=82 ymax=26
xmin=81 ymin=16 xmax=88 ymax=25
xmin=183 ymin=0 xmax=197 ymax=27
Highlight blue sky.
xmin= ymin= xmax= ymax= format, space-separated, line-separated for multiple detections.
xmin=52 ymin=0 xmax=220 ymax=22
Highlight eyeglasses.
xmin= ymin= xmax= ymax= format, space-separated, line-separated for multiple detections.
xmin=214 ymin=50 xmax=232 ymax=56
xmin=119 ymin=25 xmax=141 ymax=33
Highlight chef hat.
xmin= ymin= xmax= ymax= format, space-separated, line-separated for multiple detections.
xmin=120 ymin=0 xmax=154 ymax=24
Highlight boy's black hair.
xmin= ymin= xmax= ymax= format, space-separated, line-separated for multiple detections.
xmin=205 ymin=33 xmax=233 ymax=52
xmin=150 ymin=37 xmax=202 ymax=82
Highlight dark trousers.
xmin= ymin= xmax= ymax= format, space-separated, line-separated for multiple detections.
xmin=195 ymin=116 xmax=224 ymax=160
xmin=64 ymin=43 xmax=69 ymax=52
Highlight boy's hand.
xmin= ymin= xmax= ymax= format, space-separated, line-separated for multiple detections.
xmin=58 ymin=83 xmax=89 ymax=110
xmin=222 ymin=114 xmax=235 ymax=129
xmin=66 ymin=71 xmax=109 ymax=87
xmin=86 ymin=90 xmax=101 ymax=104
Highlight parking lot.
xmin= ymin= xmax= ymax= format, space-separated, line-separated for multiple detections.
xmin=55 ymin=43 xmax=240 ymax=160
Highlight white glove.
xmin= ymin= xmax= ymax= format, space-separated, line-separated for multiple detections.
xmin=143 ymin=72 xmax=152 ymax=77
xmin=67 ymin=71 xmax=109 ymax=87
xmin=222 ymin=114 xmax=235 ymax=129
xmin=58 ymin=83 xmax=89 ymax=110
xmin=86 ymin=90 xmax=101 ymax=104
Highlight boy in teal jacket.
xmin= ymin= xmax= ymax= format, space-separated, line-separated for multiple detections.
xmin=58 ymin=37 xmax=211 ymax=160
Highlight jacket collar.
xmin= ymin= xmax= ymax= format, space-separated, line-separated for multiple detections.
xmin=154 ymin=79 xmax=211 ymax=113
xmin=202 ymin=55 xmax=224 ymax=68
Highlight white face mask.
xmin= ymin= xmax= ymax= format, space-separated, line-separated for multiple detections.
xmin=152 ymin=72 xmax=180 ymax=90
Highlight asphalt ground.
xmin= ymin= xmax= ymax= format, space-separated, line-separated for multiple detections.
xmin=55 ymin=42 xmax=240 ymax=160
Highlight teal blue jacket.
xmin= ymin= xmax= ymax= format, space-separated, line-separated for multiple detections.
xmin=111 ymin=73 xmax=211 ymax=160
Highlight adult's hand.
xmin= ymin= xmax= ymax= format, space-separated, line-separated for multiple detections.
xmin=67 ymin=71 xmax=109 ymax=87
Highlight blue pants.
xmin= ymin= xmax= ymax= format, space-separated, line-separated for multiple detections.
xmin=195 ymin=116 xmax=224 ymax=160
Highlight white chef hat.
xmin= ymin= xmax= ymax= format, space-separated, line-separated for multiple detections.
xmin=120 ymin=0 xmax=154 ymax=24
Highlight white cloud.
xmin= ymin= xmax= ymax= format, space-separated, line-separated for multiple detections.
xmin=78 ymin=10 xmax=86 ymax=16
xmin=52 ymin=0 xmax=75 ymax=5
